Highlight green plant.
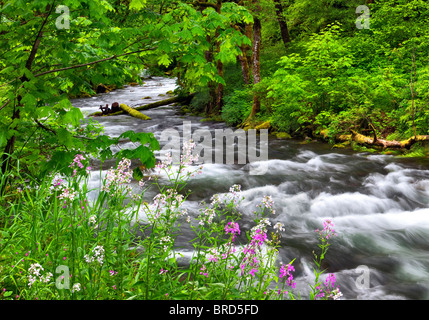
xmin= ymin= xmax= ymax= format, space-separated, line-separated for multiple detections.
xmin=0 ymin=140 xmax=341 ymax=301
xmin=221 ymin=88 xmax=252 ymax=126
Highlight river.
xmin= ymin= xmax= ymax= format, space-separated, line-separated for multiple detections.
xmin=71 ymin=77 xmax=429 ymax=300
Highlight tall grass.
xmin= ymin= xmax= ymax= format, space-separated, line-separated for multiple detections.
xmin=0 ymin=141 xmax=342 ymax=300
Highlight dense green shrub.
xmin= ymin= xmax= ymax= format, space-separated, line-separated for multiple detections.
xmin=221 ymin=88 xmax=252 ymax=126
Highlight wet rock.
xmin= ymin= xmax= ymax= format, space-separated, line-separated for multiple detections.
xmin=96 ymin=84 xmax=108 ymax=94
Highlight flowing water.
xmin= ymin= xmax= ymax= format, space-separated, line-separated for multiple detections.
xmin=72 ymin=77 xmax=429 ymax=300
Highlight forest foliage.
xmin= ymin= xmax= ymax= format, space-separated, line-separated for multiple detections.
xmin=1 ymin=0 xmax=429 ymax=182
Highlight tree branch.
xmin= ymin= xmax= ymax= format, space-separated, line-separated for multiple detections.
xmin=0 ymin=99 xmax=10 ymax=113
xmin=24 ymin=1 xmax=56 ymax=73
xmin=34 ymin=47 xmax=156 ymax=78
xmin=34 ymin=118 xmax=57 ymax=135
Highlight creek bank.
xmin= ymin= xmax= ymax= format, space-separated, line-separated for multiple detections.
xmin=236 ymin=119 xmax=429 ymax=158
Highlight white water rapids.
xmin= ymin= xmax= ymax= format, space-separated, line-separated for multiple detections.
xmin=72 ymin=77 xmax=429 ymax=300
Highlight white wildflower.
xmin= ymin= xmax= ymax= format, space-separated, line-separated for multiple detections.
xmin=71 ymin=283 xmax=81 ymax=293
xmin=274 ymin=222 xmax=285 ymax=233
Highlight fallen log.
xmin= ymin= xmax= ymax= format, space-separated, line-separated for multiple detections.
xmin=319 ymin=129 xmax=429 ymax=149
xmin=88 ymin=93 xmax=195 ymax=117
xmin=119 ymin=103 xmax=151 ymax=120
xmin=351 ymin=130 xmax=429 ymax=149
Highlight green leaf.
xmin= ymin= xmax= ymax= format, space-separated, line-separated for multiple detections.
xmin=158 ymin=54 xmax=172 ymax=67
xmin=21 ymin=93 xmax=37 ymax=108
xmin=133 ymin=167 xmax=144 ymax=181
xmin=129 ymin=0 xmax=146 ymax=10
xmin=0 ymin=66 xmax=14 ymax=75
xmin=36 ymin=106 xmax=55 ymax=118
xmin=63 ymin=107 xmax=84 ymax=126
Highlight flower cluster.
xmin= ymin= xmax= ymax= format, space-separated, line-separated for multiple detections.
xmin=52 ymin=178 xmax=63 ymax=188
xmin=102 ymin=158 xmax=133 ymax=194
xmin=155 ymin=140 xmax=203 ymax=180
xmin=69 ymin=154 xmax=91 ymax=177
xmin=71 ymin=283 xmax=81 ymax=293
xmin=159 ymin=268 xmax=169 ymax=275
xmin=84 ymin=245 xmax=105 ymax=265
xmin=210 ymin=194 xmax=221 ymax=207
xmin=160 ymin=236 xmax=172 ymax=251
xmin=181 ymin=140 xmax=199 ymax=166
xmin=198 ymin=208 xmax=216 ymax=225
xmin=206 ymin=247 xmax=219 ymax=263
xmin=28 ymin=263 xmax=53 ymax=288
xmin=206 ymin=243 xmax=237 ymax=265
xmin=239 ymin=227 xmax=268 ymax=277
xmin=156 ymin=151 xmax=173 ymax=171
xmin=279 ymin=263 xmax=296 ymax=289
xmin=316 ymin=273 xmax=343 ymax=300
xmin=225 ymin=222 xmax=241 ymax=242
xmin=58 ymin=188 xmax=77 ymax=202
xmin=227 ymin=184 xmax=243 ymax=205
xmin=70 ymin=154 xmax=85 ymax=169
xmin=273 ymin=222 xmax=285 ymax=233
xmin=251 ymin=218 xmax=271 ymax=236
xmin=200 ymin=264 xmax=208 ymax=278
xmin=315 ymin=219 xmax=337 ymax=240
xmin=88 ymin=215 xmax=97 ymax=226
xmin=51 ymin=177 xmax=77 ymax=204
xmin=145 ymin=188 xmax=186 ymax=222
xmin=260 ymin=195 xmax=276 ymax=214
xmin=229 ymin=184 xmax=241 ymax=195
xmin=208 ymin=185 xmax=244 ymax=212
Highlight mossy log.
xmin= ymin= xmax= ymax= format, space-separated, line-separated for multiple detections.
xmin=89 ymin=94 xmax=195 ymax=117
xmin=119 ymin=103 xmax=151 ymax=120
xmin=350 ymin=130 xmax=429 ymax=149
xmin=319 ymin=129 xmax=429 ymax=149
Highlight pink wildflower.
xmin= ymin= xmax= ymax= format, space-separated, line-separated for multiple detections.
xmin=279 ymin=263 xmax=296 ymax=288
xmin=225 ymin=222 xmax=241 ymax=241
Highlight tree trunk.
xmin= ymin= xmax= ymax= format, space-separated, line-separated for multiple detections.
xmin=2 ymin=4 xmax=54 ymax=175
xmin=213 ymin=0 xmax=224 ymax=114
xmin=273 ymin=0 xmax=291 ymax=49
xmin=194 ymin=0 xmax=224 ymax=115
xmin=249 ymin=16 xmax=262 ymax=119
xmin=215 ymin=58 xmax=224 ymax=112
xmin=203 ymin=33 xmax=216 ymax=115
xmin=214 ymin=37 xmax=224 ymax=113
xmin=237 ymin=48 xmax=250 ymax=84
xmin=235 ymin=22 xmax=253 ymax=85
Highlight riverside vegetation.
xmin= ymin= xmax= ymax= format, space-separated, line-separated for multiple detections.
xmin=2 ymin=0 xmax=429 ymax=183
xmin=0 ymin=141 xmax=341 ymax=300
